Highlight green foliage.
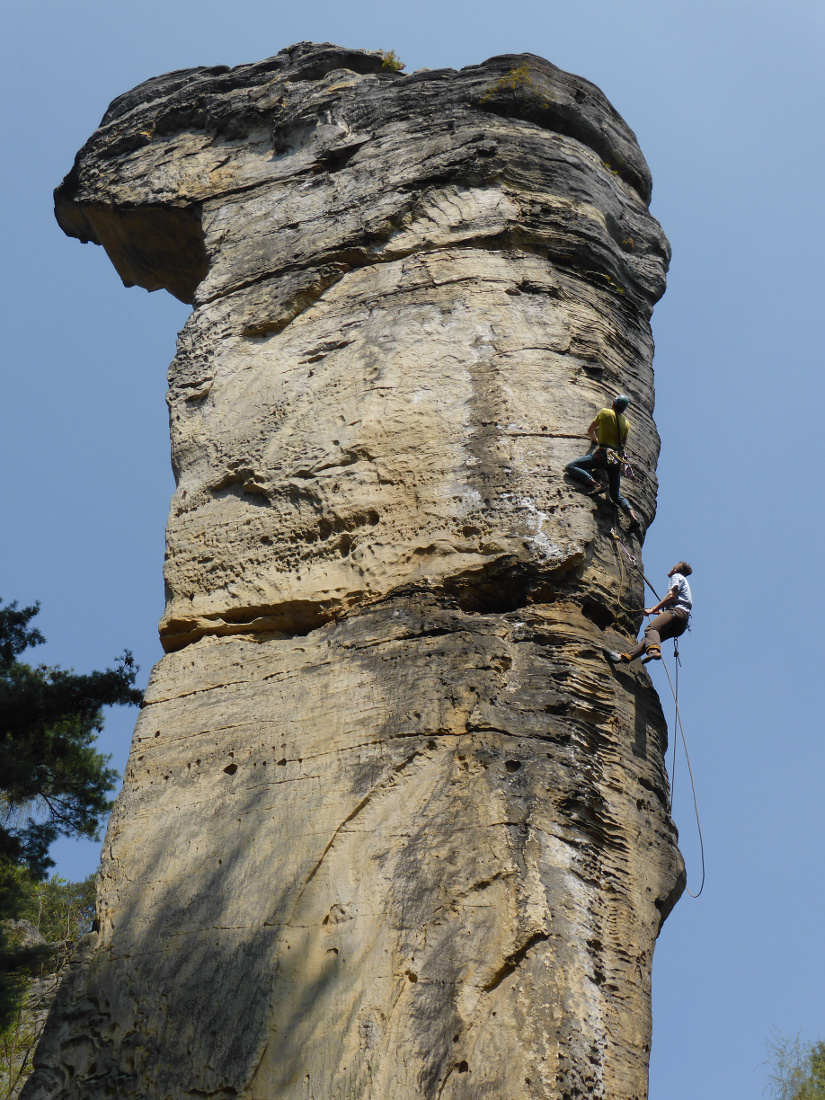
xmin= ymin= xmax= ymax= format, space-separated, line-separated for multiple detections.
xmin=0 ymin=864 xmax=46 ymax=1047
xmin=767 ymin=1034 xmax=825 ymax=1100
xmin=480 ymin=63 xmax=531 ymax=103
xmin=0 ymin=598 xmax=141 ymax=878
xmin=479 ymin=64 xmax=553 ymax=118
xmin=0 ymin=874 xmax=97 ymax=1098
xmin=18 ymin=873 xmax=96 ymax=944
xmin=0 ymin=597 xmax=141 ymax=1031
xmin=378 ymin=49 xmax=405 ymax=72
xmin=0 ymin=981 xmax=43 ymax=1100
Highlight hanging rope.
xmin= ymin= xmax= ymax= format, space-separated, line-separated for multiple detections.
xmin=610 ymin=528 xmax=647 ymax=614
xmin=659 ymin=646 xmax=705 ymax=898
xmin=605 ymin=531 xmax=706 ymax=895
xmin=670 ymin=640 xmax=679 ymax=791
xmin=641 ymin=572 xmax=661 ymax=602
xmin=638 ymin=574 xmax=706 ymax=899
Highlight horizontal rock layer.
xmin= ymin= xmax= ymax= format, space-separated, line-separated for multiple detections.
xmin=27 ymin=43 xmax=684 ymax=1100
xmin=28 ymin=600 xmax=680 ymax=1100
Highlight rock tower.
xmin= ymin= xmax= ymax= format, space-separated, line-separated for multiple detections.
xmin=27 ymin=44 xmax=683 ymax=1100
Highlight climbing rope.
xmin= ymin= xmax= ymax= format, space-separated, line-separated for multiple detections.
xmin=606 ymin=534 xmax=706 ymax=894
xmin=610 ymin=528 xmax=647 ymax=614
xmin=639 ymin=575 xmax=706 ymax=899
xmin=670 ymin=641 xmax=680 ymax=786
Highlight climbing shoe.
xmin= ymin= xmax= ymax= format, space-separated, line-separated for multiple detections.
xmin=585 ymin=479 xmax=604 ymax=496
xmin=606 ymin=650 xmax=632 ymax=664
xmin=644 ymin=645 xmax=661 ymax=661
xmin=627 ymin=513 xmax=642 ymax=534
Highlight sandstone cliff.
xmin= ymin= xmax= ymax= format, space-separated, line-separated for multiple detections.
xmin=26 ymin=43 xmax=683 ymax=1100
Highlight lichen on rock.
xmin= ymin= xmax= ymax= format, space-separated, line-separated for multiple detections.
xmin=27 ymin=42 xmax=683 ymax=1100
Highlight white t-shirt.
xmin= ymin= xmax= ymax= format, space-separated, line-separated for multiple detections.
xmin=669 ymin=573 xmax=692 ymax=613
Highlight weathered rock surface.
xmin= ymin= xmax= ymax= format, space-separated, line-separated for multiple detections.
xmin=54 ymin=42 xmax=668 ymax=653
xmin=28 ymin=43 xmax=683 ymax=1100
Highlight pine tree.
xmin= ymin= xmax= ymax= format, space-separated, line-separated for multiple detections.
xmin=0 ymin=598 xmax=141 ymax=1028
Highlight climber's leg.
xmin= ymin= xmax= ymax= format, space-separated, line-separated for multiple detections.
xmin=565 ymin=453 xmax=603 ymax=494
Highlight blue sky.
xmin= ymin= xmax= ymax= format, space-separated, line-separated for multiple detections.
xmin=3 ymin=1 xmax=823 ymax=1096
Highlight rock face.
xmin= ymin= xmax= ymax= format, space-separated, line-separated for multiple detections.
xmin=28 ymin=44 xmax=683 ymax=1100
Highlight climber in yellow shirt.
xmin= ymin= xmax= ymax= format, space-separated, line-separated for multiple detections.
xmin=565 ymin=395 xmax=641 ymax=533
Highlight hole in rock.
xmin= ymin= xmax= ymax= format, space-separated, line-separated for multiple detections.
xmin=318 ymin=144 xmax=364 ymax=172
xmin=505 ymin=760 xmax=521 ymax=773
xmin=444 ymin=567 xmax=530 ymax=615
xmin=223 ymin=763 xmax=238 ymax=775
xmin=580 ymin=595 xmax=614 ymax=630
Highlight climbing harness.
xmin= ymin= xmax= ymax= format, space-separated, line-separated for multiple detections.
xmin=639 ymin=574 xmax=706 ymax=899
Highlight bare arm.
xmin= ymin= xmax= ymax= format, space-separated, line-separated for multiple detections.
xmin=586 ymin=418 xmax=599 ymax=443
xmin=645 ymin=585 xmax=678 ymax=617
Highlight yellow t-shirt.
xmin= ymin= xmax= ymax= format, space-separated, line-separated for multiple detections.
xmin=594 ymin=408 xmax=629 ymax=450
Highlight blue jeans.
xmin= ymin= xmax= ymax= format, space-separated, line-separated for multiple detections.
xmin=565 ymin=451 xmax=633 ymax=514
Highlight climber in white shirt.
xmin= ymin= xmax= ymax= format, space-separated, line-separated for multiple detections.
xmin=609 ymin=562 xmax=693 ymax=663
